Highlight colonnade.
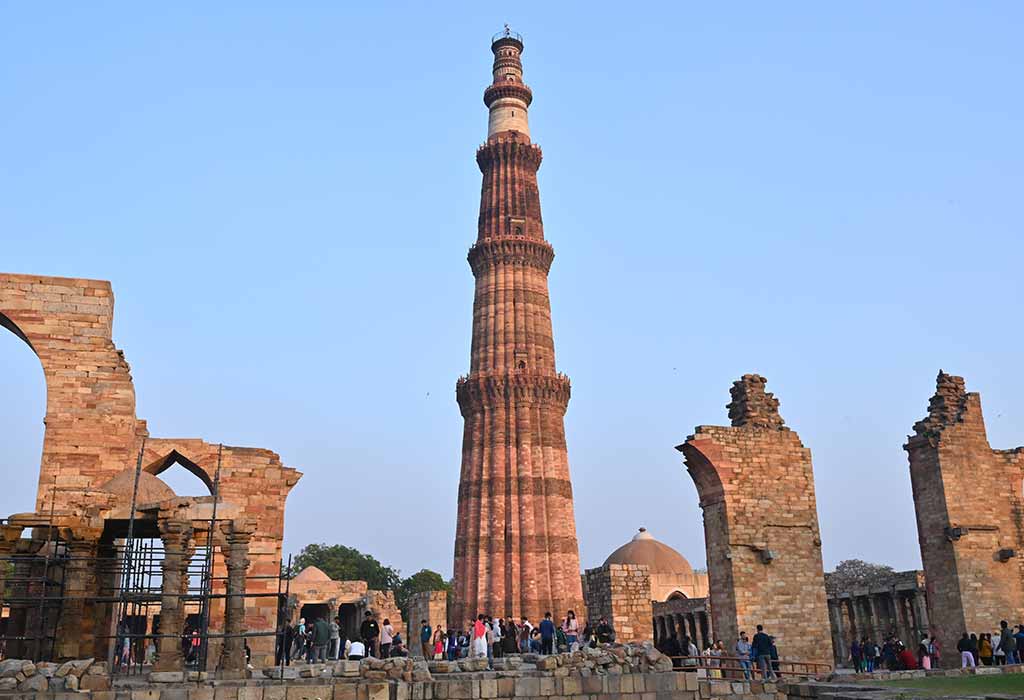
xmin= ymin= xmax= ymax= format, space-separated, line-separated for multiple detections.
xmin=828 ymin=586 xmax=929 ymax=665
xmin=652 ymin=602 xmax=712 ymax=652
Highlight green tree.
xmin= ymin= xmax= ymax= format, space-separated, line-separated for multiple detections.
xmin=395 ymin=569 xmax=452 ymax=620
xmin=825 ymin=559 xmax=895 ymax=595
xmin=292 ymin=543 xmax=401 ymax=592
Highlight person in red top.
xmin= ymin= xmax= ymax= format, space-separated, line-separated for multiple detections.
xmin=898 ymin=647 xmax=918 ymax=670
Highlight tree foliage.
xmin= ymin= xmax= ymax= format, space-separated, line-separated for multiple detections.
xmin=826 ymin=559 xmax=895 ymax=594
xmin=292 ymin=543 xmax=401 ymax=592
xmin=395 ymin=569 xmax=452 ymax=618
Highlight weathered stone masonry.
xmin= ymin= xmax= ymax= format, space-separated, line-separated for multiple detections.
xmin=0 ymin=273 xmax=301 ymax=664
xmin=452 ymin=32 xmax=584 ymax=626
xmin=678 ymin=375 xmax=833 ymax=665
xmin=905 ymin=371 xmax=1024 ymax=667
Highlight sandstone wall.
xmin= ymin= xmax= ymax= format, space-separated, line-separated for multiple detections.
xmin=406 ymin=591 xmax=448 ymax=657
xmin=679 ymin=375 xmax=833 ymax=666
xmin=583 ymin=564 xmax=653 ymax=643
xmin=0 ymin=273 xmax=302 ymax=666
xmin=905 ymin=371 xmax=1024 ymax=666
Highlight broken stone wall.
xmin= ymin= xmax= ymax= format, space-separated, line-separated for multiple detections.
xmin=679 ymin=374 xmax=833 ymax=666
xmin=0 ymin=273 xmax=302 ymax=666
xmin=406 ymin=591 xmax=448 ymax=657
xmin=905 ymin=371 xmax=1024 ymax=666
xmin=582 ymin=564 xmax=653 ymax=643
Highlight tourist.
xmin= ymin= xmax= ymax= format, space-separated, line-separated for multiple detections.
xmin=446 ymin=630 xmax=458 ymax=661
xmin=929 ymin=636 xmax=941 ymax=667
xmin=736 ymin=631 xmax=753 ymax=679
xmin=530 ymin=626 xmax=543 ymax=653
xmin=391 ymin=637 xmax=408 ymax=657
xmin=958 ymin=633 xmax=977 ymax=668
xmin=709 ymin=640 xmax=724 ymax=679
xmin=917 ymin=636 xmax=930 ymax=670
xmin=485 ymin=616 xmax=496 ymax=666
xmin=769 ymin=637 xmax=781 ymax=679
xmin=752 ymin=625 xmax=774 ymax=680
xmin=329 ymin=616 xmax=342 ymax=660
xmin=862 ymin=639 xmax=877 ymax=673
xmin=898 ymin=644 xmax=917 ymax=670
xmin=420 ymin=620 xmax=433 ymax=659
xmin=596 ymin=617 xmax=614 ymax=645
xmin=1000 ymin=621 xmax=1017 ymax=664
xmin=562 ymin=610 xmax=579 ymax=652
xmin=472 ymin=614 xmax=488 ymax=658
xmin=993 ymin=630 xmax=1005 ymax=666
xmin=979 ymin=632 xmax=993 ymax=666
xmin=305 ymin=622 xmax=316 ymax=662
xmin=502 ymin=619 xmax=518 ymax=655
xmin=361 ymin=611 xmax=380 ymax=658
xmin=432 ymin=625 xmax=445 ymax=659
xmin=348 ymin=639 xmax=366 ymax=661
xmin=849 ymin=638 xmax=862 ymax=672
xmin=380 ymin=618 xmax=395 ymax=658
xmin=313 ymin=616 xmax=331 ymax=662
xmin=492 ymin=617 xmax=503 ymax=658
xmin=539 ymin=611 xmax=556 ymax=655
xmin=519 ymin=617 xmax=533 ymax=653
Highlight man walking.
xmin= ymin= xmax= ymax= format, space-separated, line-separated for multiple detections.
xmin=539 ymin=612 xmax=556 ymax=655
xmin=361 ymin=611 xmax=380 ymax=658
xmin=752 ymin=625 xmax=774 ymax=679
xmin=1000 ymin=621 xmax=1017 ymax=665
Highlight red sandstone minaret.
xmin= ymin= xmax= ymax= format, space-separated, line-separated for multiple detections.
xmin=452 ymin=29 xmax=585 ymax=626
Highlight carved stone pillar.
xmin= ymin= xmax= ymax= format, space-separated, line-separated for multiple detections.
xmin=218 ymin=520 xmax=254 ymax=673
xmin=155 ymin=518 xmax=194 ymax=672
xmin=912 ymin=593 xmax=929 ymax=637
xmin=54 ymin=533 xmax=100 ymax=660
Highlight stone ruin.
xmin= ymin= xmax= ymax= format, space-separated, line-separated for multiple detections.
xmin=905 ymin=370 xmax=1024 ymax=665
xmin=677 ymin=375 xmax=834 ymax=667
xmin=0 ymin=273 xmax=302 ymax=670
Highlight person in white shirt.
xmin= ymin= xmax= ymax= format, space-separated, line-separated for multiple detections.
xmin=380 ymin=619 xmax=395 ymax=658
xmin=348 ymin=640 xmax=366 ymax=661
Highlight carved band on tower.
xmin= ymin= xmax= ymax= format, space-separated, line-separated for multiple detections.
xmin=451 ymin=30 xmax=585 ymax=626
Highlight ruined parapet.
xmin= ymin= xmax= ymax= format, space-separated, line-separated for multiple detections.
xmin=905 ymin=371 xmax=1024 ymax=667
xmin=727 ymin=374 xmax=786 ymax=430
xmin=678 ymin=374 xmax=833 ymax=667
xmin=406 ymin=591 xmax=447 ymax=657
xmin=582 ymin=564 xmax=653 ymax=643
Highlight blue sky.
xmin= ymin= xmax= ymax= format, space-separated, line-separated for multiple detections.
xmin=1 ymin=2 xmax=1021 ymax=579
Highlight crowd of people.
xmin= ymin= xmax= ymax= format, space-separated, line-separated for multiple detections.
xmin=848 ymin=620 xmax=1024 ymax=671
xmin=276 ymin=611 xmax=408 ymax=665
xmin=275 ymin=609 xmax=616 ymax=667
xmin=655 ymin=624 xmax=782 ymax=680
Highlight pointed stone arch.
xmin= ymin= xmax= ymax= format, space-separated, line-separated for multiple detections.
xmin=143 ymin=450 xmax=215 ymax=494
xmin=677 ymin=374 xmax=833 ymax=666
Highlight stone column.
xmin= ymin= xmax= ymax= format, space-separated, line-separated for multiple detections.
xmin=54 ymin=533 xmax=100 ymax=660
xmin=218 ymin=520 xmax=254 ymax=674
xmin=830 ymin=600 xmax=847 ymax=664
xmin=866 ymin=595 xmax=883 ymax=642
xmin=698 ymin=611 xmax=710 ymax=650
xmin=155 ymin=518 xmax=194 ymax=672
xmin=912 ymin=592 xmax=929 ymax=635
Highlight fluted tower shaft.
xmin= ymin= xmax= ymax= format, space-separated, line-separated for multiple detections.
xmin=452 ymin=31 xmax=584 ymax=627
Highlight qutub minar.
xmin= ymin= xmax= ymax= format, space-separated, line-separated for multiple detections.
xmin=452 ymin=29 xmax=585 ymax=626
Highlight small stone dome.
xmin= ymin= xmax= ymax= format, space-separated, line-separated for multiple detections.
xmin=293 ymin=566 xmax=332 ymax=583
xmin=603 ymin=528 xmax=693 ymax=576
xmin=99 ymin=470 xmax=176 ymax=504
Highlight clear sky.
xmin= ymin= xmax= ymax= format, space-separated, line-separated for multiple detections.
xmin=1 ymin=3 xmax=1021 ymax=581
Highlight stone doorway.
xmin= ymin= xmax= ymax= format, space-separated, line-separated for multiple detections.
xmin=300 ymin=602 xmax=330 ymax=624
